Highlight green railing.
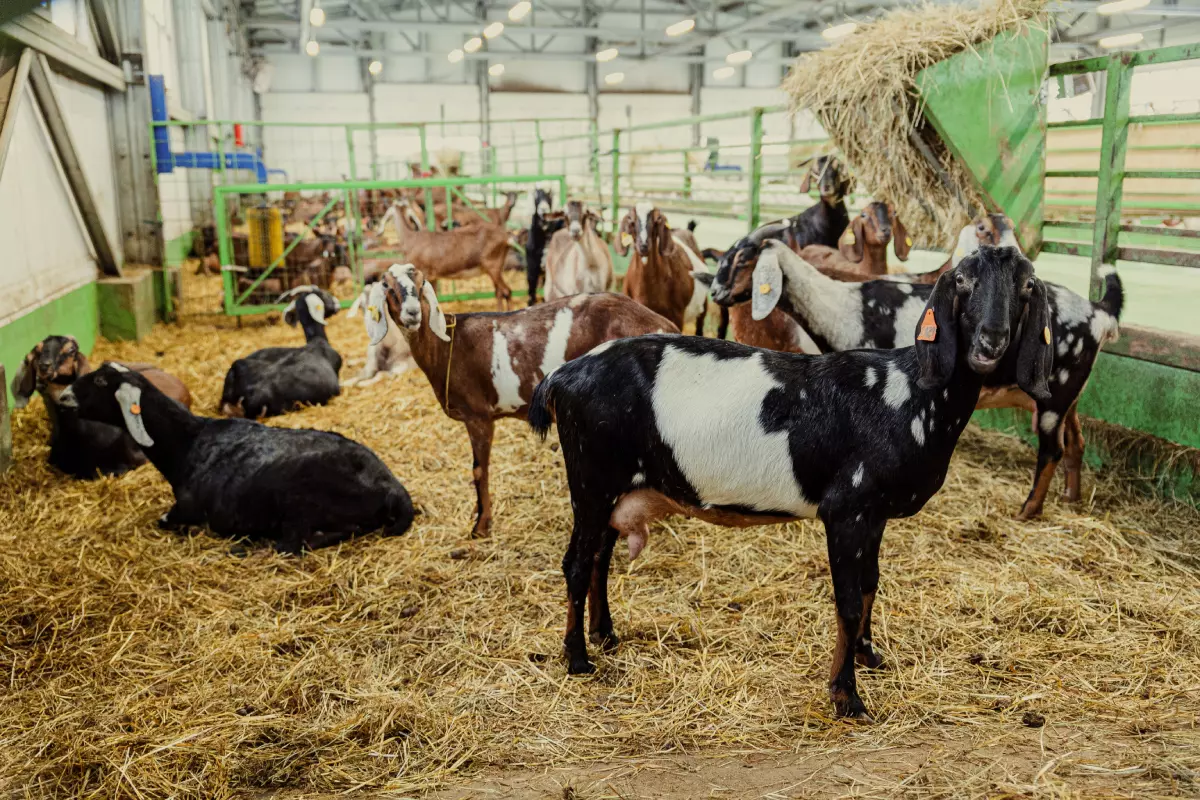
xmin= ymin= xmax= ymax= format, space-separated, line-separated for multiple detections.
xmin=212 ymin=174 xmax=567 ymax=314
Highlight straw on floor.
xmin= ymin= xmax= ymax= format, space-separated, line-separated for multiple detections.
xmin=783 ymin=0 xmax=1049 ymax=246
xmin=1 ymin=271 xmax=1198 ymax=798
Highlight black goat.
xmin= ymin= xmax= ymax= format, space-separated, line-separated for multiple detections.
xmin=220 ymin=286 xmax=343 ymax=419
xmin=525 ymin=188 xmax=567 ymax=306
xmin=530 ymin=246 xmax=1052 ymax=719
xmin=10 ymin=336 xmax=192 ymax=479
xmin=712 ymin=238 xmax=1124 ymax=520
xmin=61 ymin=364 xmax=414 ymax=553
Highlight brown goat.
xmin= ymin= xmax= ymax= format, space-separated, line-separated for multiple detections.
xmin=452 ymin=191 xmax=519 ymax=228
xmin=378 ymin=201 xmax=514 ymax=310
xmin=796 ymin=201 xmax=910 ymax=279
xmin=615 ymin=203 xmax=709 ymax=334
xmin=369 ymin=265 xmax=678 ymax=537
xmin=544 ymin=201 xmax=612 ymax=301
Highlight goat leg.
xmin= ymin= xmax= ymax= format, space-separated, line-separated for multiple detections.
xmin=465 ymin=418 xmax=495 ymax=538
xmin=587 ymin=526 xmax=621 ymax=651
xmin=855 ymin=523 xmax=886 ymax=670
xmin=1017 ymin=408 xmax=1067 ymax=521
xmin=1061 ymin=405 xmax=1085 ymax=503
xmin=562 ymin=512 xmax=607 ymax=675
xmin=825 ymin=516 xmax=876 ymax=720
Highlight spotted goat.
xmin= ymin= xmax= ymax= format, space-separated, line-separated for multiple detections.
xmin=364 ymin=264 xmax=678 ymax=537
xmin=530 ymin=246 xmax=1054 ymax=719
xmin=711 ymin=237 xmax=1123 ymax=519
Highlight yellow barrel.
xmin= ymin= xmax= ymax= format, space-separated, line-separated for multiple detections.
xmin=247 ymin=206 xmax=283 ymax=268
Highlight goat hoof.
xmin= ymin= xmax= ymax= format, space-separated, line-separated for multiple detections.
xmin=567 ymin=658 xmax=596 ymax=676
xmin=589 ymin=630 xmax=619 ymax=652
xmin=1014 ymin=505 xmax=1042 ymax=522
xmin=855 ymin=647 xmax=884 ymax=670
xmin=830 ymin=686 xmax=871 ymax=721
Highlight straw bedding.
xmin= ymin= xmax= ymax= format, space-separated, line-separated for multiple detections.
xmin=2 ymin=270 xmax=1199 ymax=798
xmin=783 ymin=0 xmax=1049 ymax=246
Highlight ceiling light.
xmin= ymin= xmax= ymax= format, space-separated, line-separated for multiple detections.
xmin=822 ymin=21 xmax=857 ymax=40
xmin=596 ymin=47 xmax=619 ymax=62
xmin=713 ymin=66 xmax=735 ymax=79
xmin=1097 ymin=0 xmax=1151 ymax=14
xmin=665 ymin=19 xmax=695 ymax=36
xmin=305 ymin=39 xmax=320 ymax=56
xmin=1099 ymin=31 xmax=1144 ymax=48
xmin=368 ymin=59 xmax=383 ymax=75
xmin=508 ymin=1 xmax=531 ymax=20
xmin=309 ymin=5 xmax=325 ymax=26
xmin=489 ymin=63 xmax=505 ymax=76
xmin=448 ymin=48 xmax=464 ymax=63
xmin=483 ymin=21 xmax=505 ymax=38
xmin=464 ymin=36 xmax=483 ymax=53
xmin=726 ymin=50 xmax=752 ymax=64
xmin=604 ymin=71 xmax=625 ymax=85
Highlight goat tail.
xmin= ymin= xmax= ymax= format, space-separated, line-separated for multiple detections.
xmin=1097 ymin=266 xmax=1124 ymax=321
xmin=528 ymin=376 xmax=557 ymax=440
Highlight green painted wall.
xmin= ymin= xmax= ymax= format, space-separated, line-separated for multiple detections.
xmin=0 ymin=282 xmax=98 ymax=409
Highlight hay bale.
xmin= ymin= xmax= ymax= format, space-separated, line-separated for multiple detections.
xmin=783 ymin=0 xmax=1049 ymax=246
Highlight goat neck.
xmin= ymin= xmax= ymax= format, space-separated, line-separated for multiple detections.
xmin=117 ymin=381 xmax=203 ymax=485
xmin=770 ymin=246 xmax=860 ymax=351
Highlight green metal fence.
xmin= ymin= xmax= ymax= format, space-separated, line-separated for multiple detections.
xmin=212 ymin=174 xmax=568 ymax=315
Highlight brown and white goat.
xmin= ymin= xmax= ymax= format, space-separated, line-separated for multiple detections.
xmin=615 ymin=202 xmax=710 ymax=334
xmin=377 ymin=201 xmax=514 ymax=310
xmin=543 ymin=201 xmax=612 ymax=301
xmin=364 ymin=264 xmax=678 ymax=537
xmin=891 ymin=213 xmax=1017 ymax=285
xmin=797 ymin=201 xmax=911 ymax=279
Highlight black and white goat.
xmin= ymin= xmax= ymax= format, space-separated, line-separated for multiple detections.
xmin=220 ymin=286 xmax=343 ymax=418
xmin=711 ymin=239 xmax=1123 ymax=519
xmin=530 ymin=246 xmax=1053 ymax=718
xmin=61 ymin=364 xmax=414 ymax=553
xmin=525 ymin=188 xmax=567 ymax=306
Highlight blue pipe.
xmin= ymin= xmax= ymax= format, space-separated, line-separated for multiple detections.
xmin=149 ymin=74 xmax=271 ymax=184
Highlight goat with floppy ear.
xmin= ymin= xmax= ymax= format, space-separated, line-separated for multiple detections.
xmin=219 ymin=286 xmax=343 ymax=419
xmin=619 ymin=203 xmax=710 ymax=334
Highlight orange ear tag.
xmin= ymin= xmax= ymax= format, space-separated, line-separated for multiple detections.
xmin=129 ymin=403 xmax=142 ymax=415
xmin=1043 ymin=326 xmax=1051 ymax=345
xmin=917 ymin=309 xmax=937 ymax=342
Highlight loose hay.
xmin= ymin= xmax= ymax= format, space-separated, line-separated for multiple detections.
xmin=783 ymin=0 xmax=1049 ymax=245
xmin=2 ymin=269 xmax=1199 ymax=798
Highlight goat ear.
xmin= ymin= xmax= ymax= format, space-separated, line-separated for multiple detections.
xmin=798 ymin=169 xmax=812 ymax=194
xmin=116 ymin=383 xmax=155 ymax=448
xmin=750 ymin=246 xmax=784 ymax=321
xmin=915 ymin=270 xmax=959 ymax=391
xmin=11 ymin=350 xmax=37 ymax=408
xmin=304 ymin=293 xmax=327 ymax=325
xmin=657 ymin=215 xmax=676 ymax=257
xmin=892 ymin=206 xmax=912 ymax=262
xmin=364 ymin=282 xmax=389 ymax=345
xmin=1015 ymin=276 xmax=1054 ymax=401
xmin=613 ymin=216 xmax=632 ymax=256
xmin=840 ymin=218 xmax=865 ymax=263
xmin=421 ymin=281 xmax=451 ymax=342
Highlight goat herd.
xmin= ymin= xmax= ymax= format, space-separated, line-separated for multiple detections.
xmin=10 ymin=156 xmax=1125 ymax=719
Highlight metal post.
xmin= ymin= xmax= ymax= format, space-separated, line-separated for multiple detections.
xmin=419 ymin=124 xmax=435 ymax=231
xmin=215 ymin=188 xmax=232 ymax=314
xmin=1090 ymin=53 xmax=1133 ymax=300
xmin=536 ymin=120 xmax=544 ymax=175
xmin=748 ymin=107 xmax=764 ymax=231
xmin=346 ymin=126 xmax=358 ymax=180
xmin=589 ymin=119 xmax=600 ymax=202
xmin=683 ymin=151 xmax=691 ymax=200
xmin=610 ymin=128 xmax=621 ymax=234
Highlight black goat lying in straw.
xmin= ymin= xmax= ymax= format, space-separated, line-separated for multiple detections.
xmin=530 ymin=246 xmax=1051 ymax=719
xmin=11 ymin=336 xmax=192 ymax=479
xmin=710 ymin=238 xmax=1123 ymax=520
xmin=61 ymin=364 xmax=414 ymax=553
xmin=220 ymin=286 xmax=343 ymax=419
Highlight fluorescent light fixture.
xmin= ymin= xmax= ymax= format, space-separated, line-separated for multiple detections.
xmin=604 ymin=71 xmax=625 ymax=85
xmin=489 ymin=63 xmax=505 ymax=76
xmin=448 ymin=48 xmax=464 ymax=63
xmin=483 ymin=21 xmax=505 ymax=38
xmin=1097 ymin=0 xmax=1151 ymax=14
xmin=464 ymin=36 xmax=483 ymax=53
xmin=368 ymin=59 xmax=383 ymax=75
xmin=822 ymin=21 xmax=858 ymax=40
xmin=726 ymin=50 xmax=752 ymax=64
xmin=596 ymin=47 xmax=619 ymax=62
xmin=713 ymin=66 xmax=736 ymax=79
xmin=508 ymin=1 xmax=531 ymax=20
xmin=304 ymin=39 xmax=320 ymax=56
xmin=309 ymin=5 xmax=325 ymax=26
xmin=1099 ymin=31 xmax=1144 ymax=48
xmin=665 ymin=19 xmax=695 ymax=36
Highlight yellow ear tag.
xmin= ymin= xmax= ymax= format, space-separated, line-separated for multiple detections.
xmin=620 ymin=232 xmax=632 ymax=246
xmin=845 ymin=232 xmax=856 ymax=245
xmin=1043 ymin=326 xmax=1052 ymax=345
xmin=129 ymin=403 xmax=142 ymax=415
xmin=759 ymin=283 xmax=772 ymax=295
xmin=368 ymin=305 xmax=381 ymax=322
xmin=917 ymin=309 xmax=937 ymax=342
xmin=955 ymin=247 xmax=965 ymax=258
xmin=905 ymin=236 xmax=913 ymax=247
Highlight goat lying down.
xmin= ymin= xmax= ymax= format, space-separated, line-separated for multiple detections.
xmin=711 ymin=239 xmax=1123 ymax=520
xmin=364 ymin=264 xmax=679 ymax=537
xmin=530 ymin=246 xmax=1053 ymax=719
xmin=61 ymin=364 xmax=414 ymax=553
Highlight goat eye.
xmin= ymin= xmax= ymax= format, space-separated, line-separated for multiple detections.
xmin=955 ymin=273 xmax=967 ymax=288
xmin=95 ymin=377 xmax=107 ymax=388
